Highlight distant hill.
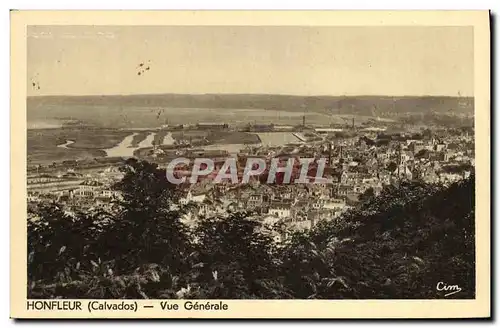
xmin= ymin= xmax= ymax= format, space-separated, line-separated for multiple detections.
xmin=28 ymin=94 xmax=474 ymax=117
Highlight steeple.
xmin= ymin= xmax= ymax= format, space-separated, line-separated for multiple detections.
xmin=328 ymin=143 xmax=333 ymax=167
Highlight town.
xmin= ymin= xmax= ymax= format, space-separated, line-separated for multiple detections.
xmin=27 ymin=119 xmax=475 ymax=237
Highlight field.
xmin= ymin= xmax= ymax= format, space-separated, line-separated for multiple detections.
xmin=153 ymin=130 xmax=175 ymax=145
xmin=130 ymin=132 xmax=150 ymax=147
xmin=171 ymin=130 xmax=260 ymax=145
xmin=27 ymin=128 xmax=131 ymax=164
xmin=206 ymin=131 xmax=260 ymax=145
xmin=256 ymin=132 xmax=301 ymax=146
xmin=28 ymin=127 xmax=263 ymax=164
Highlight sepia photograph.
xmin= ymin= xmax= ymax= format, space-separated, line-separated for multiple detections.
xmin=11 ymin=10 xmax=490 ymax=319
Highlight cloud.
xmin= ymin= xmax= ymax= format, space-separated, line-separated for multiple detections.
xmin=29 ymin=32 xmax=53 ymax=39
xmin=30 ymin=31 xmax=115 ymax=39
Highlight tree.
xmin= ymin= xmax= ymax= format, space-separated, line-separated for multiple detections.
xmin=186 ymin=212 xmax=286 ymax=299
xmin=103 ymin=158 xmax=190 ymax=273
xmin=305 ymin=176 xmax=475 ymax=299
xmin=358 ymin=187 xmax=375 ymax=203
xmin=415 ymin=149 xmax=429 ymax=159
xmin=387 ymin=161 xmax=397 ymax=172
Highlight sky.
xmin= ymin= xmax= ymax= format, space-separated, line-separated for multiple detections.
xmin=27 ymin=26 xmax=474 ymax=97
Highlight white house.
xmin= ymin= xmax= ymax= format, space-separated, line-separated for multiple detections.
xmin=268 ymin=202 xmax=292 ymax=219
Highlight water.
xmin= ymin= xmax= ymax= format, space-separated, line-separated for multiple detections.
xmin=28 ymin=120 xmax=63 ymax=129
xmin=103 ymin=132 xmax=176 ymax=157
xmin=27 ymin=103 xmax=334 ymax=128
xmin=57 ymin=140 xmax=75 ymax=149
xmin=162 ymin=133 xmax=175 ymax=145
xmin=104 ymin=133 xmax=139 ymax=157
xmin=137 ymin=132 xmax=155 ymax=148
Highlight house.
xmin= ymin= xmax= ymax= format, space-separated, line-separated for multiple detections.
xmin=444 ymin=152 xmax=455 ymax=162
xmin=340 ymin=171 xmax=349 ymax=184
xmin=246 ymin=193 xmax=264 ymax=208
xmin=291 ymin=218 xmax=314 ymax=231
xmin=323 ymin=198 xmax=346 ymax=211
xmin=101 ymin=189 xmax=120 ymax=199
xmin=27 ymin=193 xmax=41 ymax=203
xmin=268 ymin=201 xmax=292 ymax=219
xmin=328 ymin=171 xmax=342 ymax=184
xmin=179 ymin=191 xmax=193 ymax=205
xmin=411 ymin=143 xmax=427 ymax=155
xmin=74 ymin=180 xmax=104 ymax=197
xmin=399 ymin=151 xmax=414 ymax=163
xmin=440 ymin=173 xmax=463 ymax=185
xmin=353 ymin=184 xmax=364 ymax=193
xmin=377 ymin=171 xmax=392 ymax=185
xmin=292 ymin=199 xmax=310 ymax=214
xmin=337 ymin=184 xmax=352 ymax=197
xmin=435 ymin=144 xmax=446 ymax=152
xmin=311 ymin=200 xmax=325 ymax=210
xmin=393 ymin=164 xmax=413 ymax=180
xmin=179 ymin=191 xmax=206 ymax=205
xmin=28 ymin=174 xmax=59 ymax=184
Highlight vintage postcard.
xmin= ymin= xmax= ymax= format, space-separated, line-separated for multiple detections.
xmin=11 ymin=10 xmax=490 ymax=319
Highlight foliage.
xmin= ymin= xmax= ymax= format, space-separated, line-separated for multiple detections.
xmin=28 ymin=159 xmax=475 ymax=299
xmin=103 ymin=158 xmax=190 ymax=272
xmin=358 ymin=187 xmax=375 ymax=203
xmin=184 ymin=212 xmax=288 ymax=299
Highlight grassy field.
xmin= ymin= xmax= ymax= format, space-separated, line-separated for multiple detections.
xmin=28 ymin=146 xmax=106 ymax=165
xmin=153 ymin=130 xmax=172 ymax=145
xmin=130 ymin=132 xmax=151 ymax=147
xmin=28 ymin=128 xmax=131 ymax=149
xmin=27 ymin=128 xmax=131 ymax=164
xmin=256 ymin=132 xmax=300 ymax=146
xmin=172 ymin=130 xmax=260 ymax=145
xmin=28 ymin=127 xmax=262 ymax=164
xmin=206 ymin=131 xmax=260 ymax=145
xmin=69 ymin=131 xmax=131 ymax=149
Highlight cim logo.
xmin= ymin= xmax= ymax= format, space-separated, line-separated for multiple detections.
xmin=436 ymin=282 xmax=462 ymax=297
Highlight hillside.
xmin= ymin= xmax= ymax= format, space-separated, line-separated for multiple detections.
xmin=28 ymin=94 xmax=474 ymax=117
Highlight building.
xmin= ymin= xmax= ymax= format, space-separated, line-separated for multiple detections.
xmin=394 ymin=164 xmax=413 ymax=180
xmin=247 ymin=193 xmax=264 ymax=208
xmin=74 ymin=180 xmax=104 ymax=197
xmin=179 ymin=190 xmax=206 ymax=205
xmin=196 ymin=123 xmax=229 ymax=130
xmin=268 ymin=201 xmax=292 ymax=219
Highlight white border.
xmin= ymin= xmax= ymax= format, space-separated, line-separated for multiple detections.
xmin=3 ymin=1 xmax=497 ymax=327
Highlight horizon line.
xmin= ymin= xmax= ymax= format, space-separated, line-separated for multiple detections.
xmin=27 ymin=92 xmax=474 ymax=98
